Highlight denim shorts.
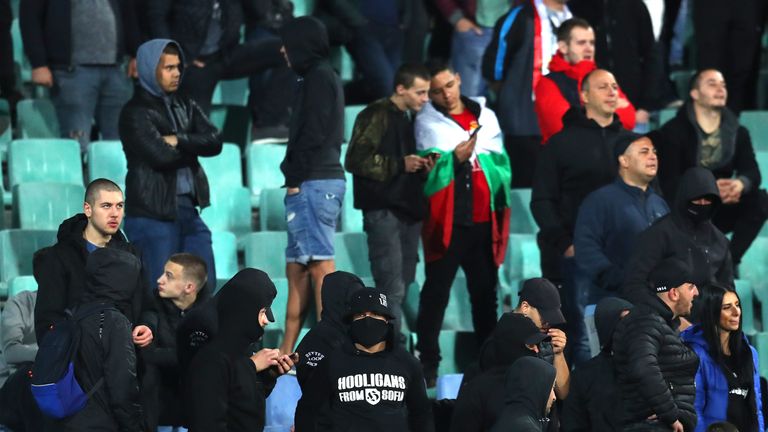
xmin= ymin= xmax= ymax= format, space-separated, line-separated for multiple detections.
xmin=284 ymin=179 xmax=345 ymax=264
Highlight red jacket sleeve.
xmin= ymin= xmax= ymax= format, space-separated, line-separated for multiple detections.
xmin=616 ymin=89 xmax=637 ymax=131
xmin=535 ymin=76 xmax=570 ymax=144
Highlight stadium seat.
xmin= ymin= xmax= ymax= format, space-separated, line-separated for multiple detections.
xmin=509 ymin=188 xmax=537 ymax=234
xmin=498 ymin=233 xmax=542 ymax=296
xmin=244 ymin=231 xmax=288 ymax=278
xmin=8 ymin=139 xmax=83 ymax=188
xmin=656 ymin=108 xmax=676 ymax=128
xmin=11 ymin=19 xmax=31 ymax=83
xmin=16 ymin=99 xmax=60 ymax=139
xmin=343 ymin=105 xmax=365 ymax=143
xmin=200 ymin=186 xmax=252 ymax=237
xmin=340 ymin=172 xmax=363 ymax=232
xmin=265 ymin=375 xmax=302 ymax=430
xmin=211 ymin=78 xmax=249 ymax=107
xmin=755 ymin=332 xmax=768 ymax=378
xmin=442 ymin=274 xmax=474 ymax=331
xmin=246 ymin=143 xmax=286 ymax=206
xmin=334 ymin=232 xmax=371 ymax=278
xmin=740 ymin=111 xmax=768 ymax=152
xmin=756 ymin=151 xmax=768 ymax=190
xmin=292 ymin=0 xmax=315 ymax=16
xmin=259 ymin=188 xmax=288 ymax=231
xmin=435 ymin=374 xmax=464 ymax=400
xmin=735 ymin=279 xmax=757 ymax=337
xmin=0 ymin=229 xmax=57 ymax=297
xmin=740 ymin=237 xmax=768 ymax=329
xmin=12 ymin=182 xmax=85 ymax=230
xmin=330 ymin=46 xmax=354 ymax=82
xmin=7 ymin=275 xmax=37 ymax=298
xmin=87 ymin=140 xmax=127 ymax=188
xmin=199 ymin=143 xmax=243 ymax=193
xmin=211 ymin=231 xmax=238 ymax=293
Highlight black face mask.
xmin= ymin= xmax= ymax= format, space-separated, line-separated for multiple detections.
xmin=686 ymin=202 xmax=714 ymax=224
xmin=350 ymin=317 xmax=389 ymax=348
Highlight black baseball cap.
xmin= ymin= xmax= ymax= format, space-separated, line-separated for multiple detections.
xmin=347 ymin=288 xmax=395 ymax=320
xmin=650 ymin=258 xmax=695 ymax=294
xmin=613 ymin=132 xmax=645 ymax=160
xmin=519 ymin=278 xmax=566 ymax=326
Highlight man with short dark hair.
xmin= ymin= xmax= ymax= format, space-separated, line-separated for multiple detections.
xmin=345 ymin=63 xmax=433 ymax=336
xmin=120 ymin=39 xmax=222 ymax=295
xmin=612 ymin=258 xmax=700 ymax=432
xmin=141 ymin=253 xmax=207 ymax=430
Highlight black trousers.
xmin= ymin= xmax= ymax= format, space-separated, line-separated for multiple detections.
xmin=712 ymin=189 xmax=768 ymax=265
xmin=415 ymin=223 xmax=498 ymax=371
xmin=504 ymin=135 xmax=541 ymax=188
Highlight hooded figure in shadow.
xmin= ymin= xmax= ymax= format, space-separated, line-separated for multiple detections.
xmin=491 ymin=356 xmax=557 ymax=432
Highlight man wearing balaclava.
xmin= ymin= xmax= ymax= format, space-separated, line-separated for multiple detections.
xmin=119 ymin=38 xmax=222 ymax=298
xmin=621 ymin=166 xmax=733 ymax=305
xmin=294 ymin=288 xmax=434 ymax=432
xmin=184 ymin=269 xmax=295 ymax=431
xmin=490 ymin=357 xmax=558 ymax=432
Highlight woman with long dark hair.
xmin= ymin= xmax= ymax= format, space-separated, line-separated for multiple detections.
xmin=681 ymin=284 xmax=764 ymax=432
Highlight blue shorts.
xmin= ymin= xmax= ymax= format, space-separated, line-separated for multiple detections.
xmin=285 ymin=179 xmax=345 ymax=264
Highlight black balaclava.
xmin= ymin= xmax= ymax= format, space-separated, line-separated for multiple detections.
xmin=594 ymin=297 xmax=633 ymax=352
xmin=673 ymin=167 xmax=721 ymax=227
xmin=346 ymin=288 xmax=395 ymax=349
xmin=81 ymin=247 xmax=142 ymax=316
xmin=212 ymin=268 xmax=277 ymax=356
xmin=320 ymin=271 xmax=365 ymax=332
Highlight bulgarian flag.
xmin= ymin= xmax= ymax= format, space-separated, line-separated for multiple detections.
xmin=414 ymin=99 xmax=512 ymax=266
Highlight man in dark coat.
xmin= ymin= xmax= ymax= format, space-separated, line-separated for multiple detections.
xmin=562 ymin=297 xmax=633 ymax=431
xmin=62 ymin=247 xmax=144 ymax=432
xmin=490 ymin=356 xmax=558 ymax=432
xmin=621 ymin=167 xmax=733 ymax=304
xmin=613 ymin=258 xmax=701 ymax=432
xmin=649 ymin=69 xmax=767 ymax=267
xmin=120 ymin=38 xmax=223 ymax=293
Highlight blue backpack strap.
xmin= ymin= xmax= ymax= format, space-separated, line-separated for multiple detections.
xmin=494 ymin=5 xmax=524 ymax=81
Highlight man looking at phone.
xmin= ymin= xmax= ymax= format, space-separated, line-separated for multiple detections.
xmin=344 ymin=63 xmax=434 ymax=340
xmin=412 ymin=59 xmax=512 ymax=386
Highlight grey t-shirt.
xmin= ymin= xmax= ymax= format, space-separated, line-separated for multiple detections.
xmin=71 ymin=0 xmax=119 ymax=65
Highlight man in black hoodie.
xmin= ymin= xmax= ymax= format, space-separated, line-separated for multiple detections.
xmin=120 ymin=38 xmax=222 ymax=295
xmin=62 ymin=247 xmax=144 ymax=432
xmin=278 ymin=17 xmax=346 ymax=355
xmin=490 ymin=356 xmax=558 ymax=432
xmin=185 ymin=268 xmax=295 ymax=431
xmin=294 ymin=288 xmax=434 ymax=432
xmin=34 ymin=179 xmax=155 ymax=348
xmin=562 ymin=297 xmax=633 ymax=431
xmin=622 ymin=166 xmax=733 ymax=305
xmin=450 ymin=313 xmax=548 ymax=432
xmin=532 ymin=68 xmax=635 ymax=364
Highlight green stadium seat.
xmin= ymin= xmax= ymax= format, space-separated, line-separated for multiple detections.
xmin=0 ymin=229 xmax=57 ymax=296
xmin=735 ymin=279 xmax=757 ymax=337
xmin=670 ymin=70 xmax=694 ymax=104
xmin=11 ymin=19 xmax=30 ymax=83
xmin=200 ymin=186 xmax=253 ymax=237
xmin=442 ymin=275 xmax=475 ymax=331
xmin=211 ymin=78 xmax=249 ymax=107
xmin=340 ymin=172 xmax=362 ymax=232
xmin=755 ymin=332 xmax=768 ymax=378
xmin=8 ymin=139 xmax=83 ymax=188
xmin=756 ymin=151 xmax=768 ymax=190
xmin=657 ymin=108 xmax=676 ymax=128
xmin=334 ymin=232 xmax=371 ymax=278
xmin=509 ymin=188 xmax=537 ymax=234
xmin=212 ymin=231 xmax=238 ymax=293
xmin=330 ymin=47 xmax=354 ymax=82
xmin=499 ymin=234 xmax=542 ymax=296
xmin=12 ymin=183 xmax=85 ymax=230
xmin=740 ymin=237 xmax=768 ymax=329
xmin=199 ymin=143 xmax=244 ymax=193
xmin=293 ymin=0 xmax=315 ymax=16
xmin=259 ymin=188 xmax=287 ymax=231
xmin=246 ymin=143 xmax=287 ymax=206
xmin=741 ymin=111 xmax=768 ymax=152
xmin=244 ymin=231 xmax=288 ymax=278
xmin=87 ymin=140 xmax=127 ymax=188
xmin=16 ymin=99 xmax=59 ymax=139
xmin=343 ymin=105 xmax=365 ymax=143
xmin=7 ymin=275 xmax=37 ymax=298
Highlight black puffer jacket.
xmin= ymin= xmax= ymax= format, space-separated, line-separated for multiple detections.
xmin=119 ymin=39 xmax=222 ymax=220
xmin=612 ymin=295 xmax=699 ymax=430
xmin=621 ymin=167 xmax=733 ymax=304
xmin=63 ymin=248 xmax=144 ymax=432
xmin=33 ymin=214 xmax=154 ymax=343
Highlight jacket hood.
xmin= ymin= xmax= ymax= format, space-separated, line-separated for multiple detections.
xmin=213 ymin=268 xmax=277 ymax=355
xmin=547 ymin=53 xmax=596 ymax=81
xmin=56 ymin=213 xmax=129 ymax=245
xmin=504 ymin=357 xmax=557 ymax=419
xmin=81 ymin=247 xmax=142 ymax=307
xmin=561 ymin=106 xmax=624 ymax=131
xmin=595 ymin=297 xmax=633 ymax=351
xmin=320 ymin=271 xmax=365 ymax=329
xmin=280 ymin=16 xmax=330 ymax=75
xmin=680 ymin=324 xmax=707 ymax=350
xmin=672 ymin=166 xmax=722 ymax=220
xmin=137 ymin=39 xmax=185 ymax=97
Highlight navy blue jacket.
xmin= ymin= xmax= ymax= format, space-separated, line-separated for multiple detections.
xmin=574 ymin=178 xmax=669 ymax=292
xmin=681 ymin=325 xmax=764 ymax=432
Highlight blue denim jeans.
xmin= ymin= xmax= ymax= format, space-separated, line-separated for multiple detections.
xmin=450 ymin=27 xmax=493 ymax=97
xmin=285 ymin=179 xmax=345 ymax=265
xmin=124 ymin=203 xmax=216 ymax=295
xmin=346 ymin=22 xmax=404 ymax=99
xmin=51 ymin=65 xmax=133 ymax=152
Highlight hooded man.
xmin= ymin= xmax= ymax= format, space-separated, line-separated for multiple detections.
xmin=451 ymin=313 xmax=549 ymax=432
xmin=490 ymin=356 xmax=558 ymax=432
xmin=119 ymin=38 xmax=223 ymax=296
xmin=61 ymin=247 xmax=144 ymax=432
xmin=294 ymin=288 xmax=434 ymax=432
xmin=184 ymin=269 xmax=295 ymax=432
xmin=562 ymin=297 xmax=633 ymax=431
xmin=278 ymin=16 xmax=347 ymax=355
xmin=622 ymin=166 xmax=733 ymax=304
